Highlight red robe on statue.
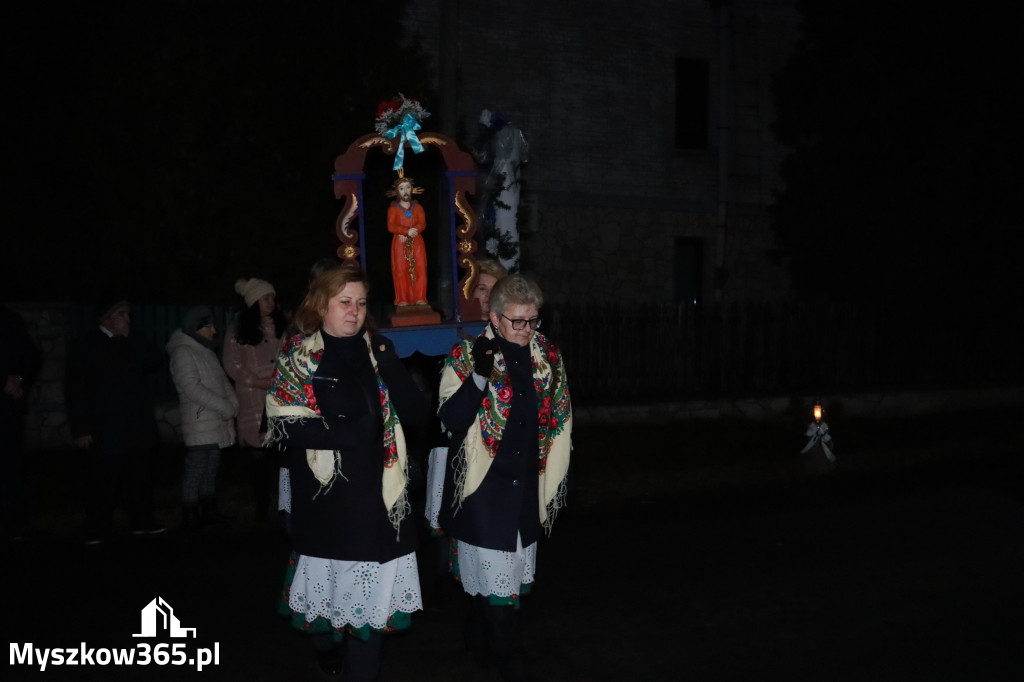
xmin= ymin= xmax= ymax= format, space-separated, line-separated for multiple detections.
xmin=388 ymin=200 xmax=428 ymax=306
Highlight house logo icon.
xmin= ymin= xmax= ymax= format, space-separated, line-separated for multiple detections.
xmin=132 ymin=597 xmax=197 ymax=638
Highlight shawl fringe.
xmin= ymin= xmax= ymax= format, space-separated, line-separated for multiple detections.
xmin=449 ymin=439 xmax=469 ymax=517
xmin=387 ymin=489 xmax=412 ymax=540
xmin=310 ymin=450 xmax=349 ymax=499
xmin=542 ymin=472 xmax=569 ymax=535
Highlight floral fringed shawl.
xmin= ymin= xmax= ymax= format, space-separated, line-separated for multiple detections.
xmin=439 ymin=325 xmax=572 ymax=534
xmin=265 ymin=330 xmax=410 ymax=532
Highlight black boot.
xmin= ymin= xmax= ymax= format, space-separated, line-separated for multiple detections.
xmin=312 ymin=633 xmax=342 ymax=676
xmin=345 ymin=631 xmax=383 ymax=682
xmin=250 ymin=450 xmax=271 ymax=522
xmin=181 ymin=506 xmax=200 ymax=530
xmin=199 ymin=498 xmax=229 ymax=526
xmin=465 ymin=595 xmax=490 ymax=668
xmin=486 ymin=605 xmax=528 ymax=682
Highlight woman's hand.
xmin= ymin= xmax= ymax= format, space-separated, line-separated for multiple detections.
xmin=372 ymin=335 xmax=401 ymax=368
xmin=471 ymin=336 xmax=499 ymax=378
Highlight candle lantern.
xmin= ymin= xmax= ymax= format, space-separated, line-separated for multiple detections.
xmin=801 ymin=399 xmax=835 ymax=470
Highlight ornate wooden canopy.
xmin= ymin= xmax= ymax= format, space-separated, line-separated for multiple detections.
xmin=331 ymin=132 xmax=485 ymax=322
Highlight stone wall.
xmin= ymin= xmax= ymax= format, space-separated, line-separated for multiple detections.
xmin=524 ymin=204 xmax=714 ymax=303
xmin=402 ymin=0 xmax=799 ymax=303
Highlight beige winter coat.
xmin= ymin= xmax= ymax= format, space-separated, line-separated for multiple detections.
xmin=222 ymin=317 xmax=280 ymax=448
xmin=167 ymin=329 xmax=238 ymax=448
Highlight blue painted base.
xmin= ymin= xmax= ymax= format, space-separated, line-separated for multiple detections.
xmin=381 ymin=321 xmax=487 ymax=358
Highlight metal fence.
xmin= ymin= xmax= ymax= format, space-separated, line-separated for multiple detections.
xmin=59 ymin=299 xmax=1023 ymax=405
xmin=543 ymin=300 xmax=1023 ymax=405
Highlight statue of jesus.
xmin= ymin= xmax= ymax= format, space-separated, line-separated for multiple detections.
xmin=386 ymin=176 xmax=428 ymax=306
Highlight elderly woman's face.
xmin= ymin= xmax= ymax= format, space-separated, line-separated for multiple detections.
xmin=321 ymin=281 xmax=368 ymax=338
xmin=490 ymin=303 xmax=539 ymax=347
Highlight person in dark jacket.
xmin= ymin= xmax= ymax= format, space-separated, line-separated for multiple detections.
xmin=266 ymin=266 xmax=427 ymax=680
xmin=1 ymin=304 xmax=41 ymax=540
xmin=438 ymin=273 xmax=573 ymax=681
xmin=65 ymin=297 xmax=165 ymax=543
xmin=421 ymin=259 xmax=508 ymax=608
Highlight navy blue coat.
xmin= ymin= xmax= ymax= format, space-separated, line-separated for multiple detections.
xmin=438 ymin=337 xmax=541 ymax=552
xmin=281 ymin=331 xmax=427 ymax=563
xmin=65 ymin=328 xmax=162 ymax=455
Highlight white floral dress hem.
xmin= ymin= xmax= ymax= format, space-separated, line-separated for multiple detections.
xmin=288 ymin=552 xmax=422 ymax=630
xmin=425 ymin=446 xmax=447 ymax=529
xmin=277 ymin=467 xmax=291 ymax=513
xmin=457 ymin=535 xmax=536 ymax=597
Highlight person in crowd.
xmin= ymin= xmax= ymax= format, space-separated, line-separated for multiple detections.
xmin=438 ymin=273 xmax=573 ymax=681
xmin=167 ymin=306 xmax=238 ymax=529
xmin=65 ymin=297 xmax=166 ymax=543
xmin=307 ymin=255 xmax=344 ymax=283
xmin=276 ymin=256 xmax=348 ymax=533
xmin=427 ymin=260 xmax=507 ymax=533
xmin=267 ymin=266 xmax=427 ymax=680
xmin=1 ymin=304 xmax=41 ymax=540
xmin=223 ymin=277 xmax=287 ymax=522
xmin=422 ymin=258 xmax=510 ymax=605
xmin=471 ymin=258 xmax=508 ymax=318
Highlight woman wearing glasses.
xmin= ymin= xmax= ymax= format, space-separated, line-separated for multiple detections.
xmin=438 ymin=273 xmax=573 ymax=681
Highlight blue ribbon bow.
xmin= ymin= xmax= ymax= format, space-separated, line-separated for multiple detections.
xmin=801 ymin=421 xmax=835 ymax=462
xmin=384 ymin=113 xmax=424 ymax=171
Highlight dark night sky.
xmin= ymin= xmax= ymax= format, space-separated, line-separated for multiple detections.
xmin=772 ymin=2 xmax=1024 ymax=306
xmin=5 ymin=2 xmax=432 ymax=308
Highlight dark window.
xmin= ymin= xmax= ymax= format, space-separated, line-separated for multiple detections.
xmin=673 ymin=238 xmax=703 ymax=305
xmin=675 ymin=58 xmax=709 ymax=150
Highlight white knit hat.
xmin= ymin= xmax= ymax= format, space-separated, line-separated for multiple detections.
xmin=234 ymin=278 xmax=276 ymax=308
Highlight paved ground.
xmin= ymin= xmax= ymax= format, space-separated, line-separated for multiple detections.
xmin=8 ymin=408 xmax=1024 ymax=681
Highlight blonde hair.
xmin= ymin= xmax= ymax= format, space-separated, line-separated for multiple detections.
xmin=477 ymin=258 xmax=508 ymax=280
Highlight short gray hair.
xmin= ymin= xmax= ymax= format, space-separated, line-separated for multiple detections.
xmin=489 ymin=273 xmax=543 ymax=316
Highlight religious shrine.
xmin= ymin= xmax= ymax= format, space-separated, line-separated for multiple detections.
xmin=330 ymin=95 xmax=489 ymax=356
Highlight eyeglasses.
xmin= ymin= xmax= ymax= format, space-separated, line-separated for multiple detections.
xmin=500 ymin=314 xmax=542 ymax=331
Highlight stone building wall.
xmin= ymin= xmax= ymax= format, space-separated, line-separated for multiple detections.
xmin=523 ymin=204 xmax=716 ymax=303
xmin=402 ymin=0 xmax=798 ymax=304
